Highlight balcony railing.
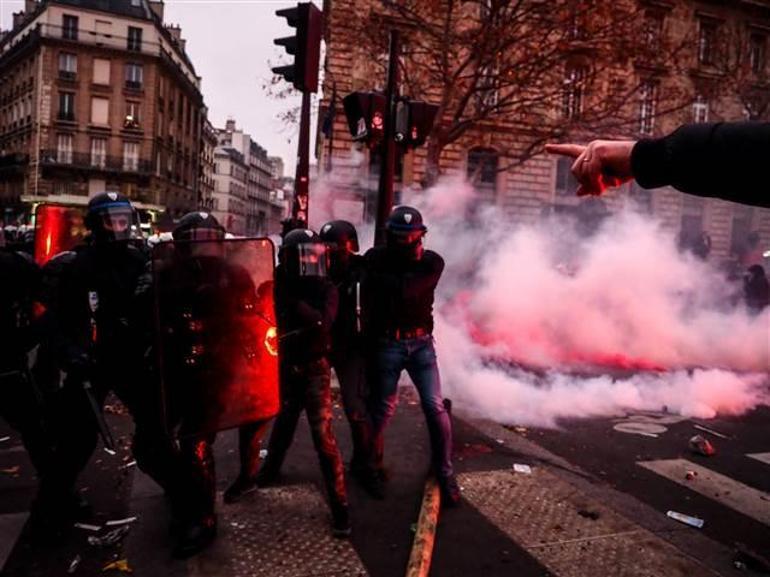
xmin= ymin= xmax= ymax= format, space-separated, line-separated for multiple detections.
xmin=40 ymin=149 xmax=152 ymax=174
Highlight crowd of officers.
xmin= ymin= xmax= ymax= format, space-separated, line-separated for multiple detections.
xmin=0 ymin=192 xmax=460 ymax=559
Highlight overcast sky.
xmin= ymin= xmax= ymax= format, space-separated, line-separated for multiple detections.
xmin=0 ymin=0 xmax=317 ymax=171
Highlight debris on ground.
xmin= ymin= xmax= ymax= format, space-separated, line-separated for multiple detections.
xmin=88 ymin=526 xmax=131 ymax=547
xmin=512 ymin=464 xmax=532 ymax=474
xmin=733 ymin=543 xmax=770 ymax=574
xmin=67 ymin=554 xmax=81 ymax=574
xmin=102 ymin=558 xmax=132 ymax=573
xmin=666 ymin=510 xmax=704 ymax=528
xmin=105 ymin=516 xmax=137 ymax=527
xmin=259 ymin=449 xmax=268 ymax=459
xmin=74 ymin=522 xmax=102 ymax=532
xmin=1 ymin=465 xmax=20 ymax=475
xmin=577 ymin=509 xmax=601 ymax=521
xmin=693 ymin=424 xmax=730 ymax=440
xmin=119 ymin=460 xmax=137 ymax=470
xmin=685 ymin=470 xmax=698 ymax=481
xmin=0 ymin=436 xmax=11 ymax=443
xmin=495 ymin=439 xmax=504 ymax=445
xmin=689 ymin=435 xmax=716 ymax=457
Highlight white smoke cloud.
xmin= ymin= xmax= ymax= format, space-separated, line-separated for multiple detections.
xmin=402 ymin=178 xmax=769 ymax=426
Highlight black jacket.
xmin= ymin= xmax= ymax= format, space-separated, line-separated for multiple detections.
xmin=632 ymin=122 xmax=770 ymax=208
xmin=364 ymin=246 xmax=444 ymax=338
xmin=0 ymin=249 xmax=41 ymax=371
xmin=56 ymin=243 xmax=147 ymax=370
xmin=275 ymin=265 xmax=338 ymax=365
xmin=329 ymin=253 xmax=366 ymax=352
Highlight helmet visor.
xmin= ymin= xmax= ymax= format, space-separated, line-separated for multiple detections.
xmin=99 ymin=208 xmax=134 ymax=241
xmin=297 ymin=244 xmax=328 ymax=277
xmin=389 ymin=229 xmax=424 ymax=246
xmin=182 ymin=227 xmax=224 ymax=242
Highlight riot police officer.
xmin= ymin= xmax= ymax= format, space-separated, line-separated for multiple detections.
xmin=363 ymin=206 xmax=460 ymax=505
xmin=257 ymin=228 xmax=351 ymax=537
xmin=34 ymin=192 xmax=147 ymax=526
xmin=0 ymin=245 xmax=51 ymax=477
xmin=318 ymin=220 xmax=370 ymax=477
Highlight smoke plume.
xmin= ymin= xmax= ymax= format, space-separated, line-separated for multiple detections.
xmin=401 ymin=178 xmax=769 ymax=426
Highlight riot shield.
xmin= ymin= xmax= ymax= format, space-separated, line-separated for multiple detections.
xmin=33 ymin=204 xmax=87 ymax=265
xmin=152 ymin=237 xmax=279 ymax=438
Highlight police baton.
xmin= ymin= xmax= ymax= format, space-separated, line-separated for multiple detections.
xmin=82 ymin=380 xmax=117 ymax=455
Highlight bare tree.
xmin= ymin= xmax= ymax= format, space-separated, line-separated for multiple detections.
xmin=348 ymin=0 xmax=696 ymax=186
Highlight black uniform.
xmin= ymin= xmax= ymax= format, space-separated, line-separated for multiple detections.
xmin=632 ymin=122 xmax=770 ymax=208
xmin=0 ymin=249 xmax=51 ymax=476
xmin=37 ymin=240 xmax=147 ymax=510
xmin=258 ymin=263 xmax=349 ymax=526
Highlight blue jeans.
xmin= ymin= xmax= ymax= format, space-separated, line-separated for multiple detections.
xmin=369 ymin=335 xmax=453 ymax=479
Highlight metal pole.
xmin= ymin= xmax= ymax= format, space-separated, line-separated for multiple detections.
xmin=374 ymin=29 xmax=400 ymax=246
xmin=292 ymin=89 xmax=312 ymax=225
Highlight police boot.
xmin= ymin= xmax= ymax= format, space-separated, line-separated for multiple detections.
xmin=331 ymin=503 xmax=351 ymax=539
xmin=223 ymin=474 xmax=258 ymax=504
xmin=348 ymin=420 xmax=370 ymax=480
xmin=172 ymin=515 xmax=217 ymax=559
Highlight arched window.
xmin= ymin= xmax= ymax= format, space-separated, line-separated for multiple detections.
xmin=467 ymin=147 xmax=498 ymax=202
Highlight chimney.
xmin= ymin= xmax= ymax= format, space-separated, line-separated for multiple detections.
xmin=24 ymin=0 xmax=37 ymax=14
xmin=166 ymin=24 xmax=182 ymax=42
xmin=149 ymin=0 xmax=164 ymax=20
xmin=178 ymin=38 xmax=186 ymax=52
xmin=12 ymin=11 xmax=25 ymax=29
xmin=225 ymin=119 xmax=236 ymax=132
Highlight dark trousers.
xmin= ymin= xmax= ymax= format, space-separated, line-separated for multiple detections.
xmin=234 ymin=419 xmax=271 ymax=481
xmin=0 ymin=370 xmax=52 ymax=476
xmin=368 ymin=335 xmax=454 ymax=479
xmin=261 ymin=358 xmax=347 ymax=513
xmin=330 ymin=348 xmax=370 ymax=469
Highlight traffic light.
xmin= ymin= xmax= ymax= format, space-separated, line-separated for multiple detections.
xmin=394 ymin=99 xmax=439 ymax=148
xmin=342 ymin=91 xmax=387 ymax=145
xmin=272 ymin=2 xmax=323 ymax=93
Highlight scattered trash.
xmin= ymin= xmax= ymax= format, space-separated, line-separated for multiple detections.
xmin=689 ymin=435 xmax=716 ymax=456
xmin=74 ymin=522 xmax=102 ymax=532
xmin=733 ymin=561 xmax=747 ymax=571
xmin=105 ymin=517 xmax=137 ymax=527
xmin=0 ymin=436 xmax=10 ymax=443
xmin=513 ymin=464 xmax=532 ymax=474
xmin=666 ymin=510 xmax=704 ymax=528
xmin=513 ymin=426 xmax=528 ymax=434
xmin=259 ymin=449 xmax=268 ymax=459
xmin=1 ymin=466 xmax=20 ymax=475
xmin=495 ymin=439 xmax=504 ymax=445
xmin=577 ymin=509 xmax=601 ymax=521
xmin=733 ymin=543 xmax=770 ymax=573
xmin=685 ymin=470 xmax=698 ymax=481
xmin=67 ymin=554 xmax=81 ymax=574
xmin=101 ymin=558 xmax=132 ymax=573
xmin=693 ymin=424 xmax=730 ymax=440
xmin=88 ymin=526 xmax=130 ymax=547
xmin=119 ymin=460 xmax=137 ymax=470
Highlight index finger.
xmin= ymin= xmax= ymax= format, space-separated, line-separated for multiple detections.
xmin=545 ymin=143 xmax=585 ymax=159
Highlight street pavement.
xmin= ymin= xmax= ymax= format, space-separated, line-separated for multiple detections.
xmin=1 ymin=385 xmax=769 ymax=576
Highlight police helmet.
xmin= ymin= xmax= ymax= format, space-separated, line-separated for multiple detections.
xmin=85 ymin=192 xmax=135 ymax=242
xmin=173 ymin=211 xmax=225 ymax=242
xmin=386 ymin=206 xmax=427 ymax=234
xmin=280 ymin=228 xmax=328 ymax=277
xmin=319 ymin=220 xmax=359 ymax=253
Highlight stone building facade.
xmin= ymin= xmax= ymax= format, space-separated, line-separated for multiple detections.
xmin=318 ymin=0 xmax=770 ymax=266
xmin=0 ymin=0 xmax=206 ymax=221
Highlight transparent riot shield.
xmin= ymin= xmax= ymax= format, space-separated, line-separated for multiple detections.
xmin=152 ymin=238 xmax=279 ymax=438
xmin=33 ymin=204 xmax=87 ymax=265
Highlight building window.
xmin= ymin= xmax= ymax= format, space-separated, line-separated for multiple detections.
xmin=730 ymin=205 xmax=754 ymax=255
xmin=125 ymin=101 xmax=141 ymax=129
xmin=62 ymin=14 xmax=78 ymax=40
xmin=58 ymin=92 xmax=75 ymax=121
xmin=93 ymin=58 xmax=111 ymax=85
xmin=125 ymin=63 xmax=143 ymax=89
xmin=698 ymin=19 xmax=718 ymax=66
xmin=476 ymin=62 xmax=499 ymax=112
xmin=562 ymin=65 xmax=587 ymax=119
xmin=123 ymin=142 xmax=139 ymax=171
xmin=57 ymin=133 xmax=73 ymax=163
xmin=58 ymin=52 xmax=77 ymax=80
xmin=466 ymin=147 xmax=498 ymax=201
xmin=644 ymin=11 xmax=664 ymax=50
xmin=128 ymin=26 xmax=142 ymax=52
xmin=639 ymin=80 xmax=658 ymax=135
xmin=91 ymin=97 xmax=109 ymax=125
xmin=749 ymin=33 xmax=766 ymax=75
xmin=692 ymin=93 xmax=709 ymax=123
xmin=555 ymin=157 xmax=578 ymax=196
xmin=91 ymin=137 xmax=107 ymax=168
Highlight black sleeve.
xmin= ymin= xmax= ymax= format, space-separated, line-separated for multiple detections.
xmin=631 ymin=122 xmax=770 ymax=208
xmin=401 ymin=252 xmax=444 ymax=300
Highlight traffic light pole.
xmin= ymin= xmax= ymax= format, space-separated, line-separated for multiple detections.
xmin=374 ymin=29 xmax=400 ymax=247
xmin=292 ymin=89 xmax=311 ymax=224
